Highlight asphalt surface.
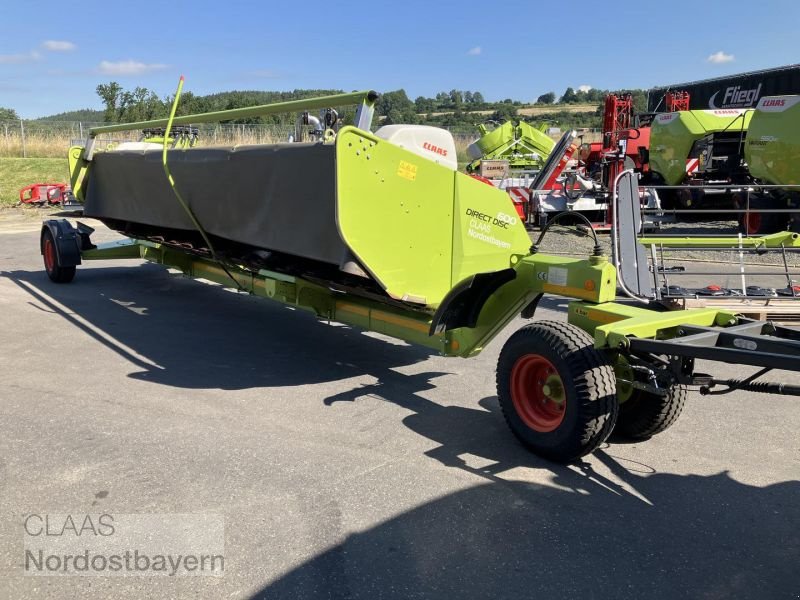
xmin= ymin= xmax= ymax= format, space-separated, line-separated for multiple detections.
xmin=0 ymin=209 xmax=798 ymax=599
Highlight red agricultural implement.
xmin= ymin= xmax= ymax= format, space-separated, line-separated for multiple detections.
xmin=19 ymin=183 xmax=68 ymax=205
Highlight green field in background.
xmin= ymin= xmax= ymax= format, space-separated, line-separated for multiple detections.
xmin=0 ymin=158 xmax=70 ymax=206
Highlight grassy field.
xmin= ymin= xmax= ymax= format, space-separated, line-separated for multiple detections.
xmin=0 ymin=158 xmax=70 ymax=206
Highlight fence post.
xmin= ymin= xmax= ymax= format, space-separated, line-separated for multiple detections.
xmin=79 ymin=122 xmax=83 ymax=139
xmin=20 ymin=120 xmax=27 ymax=158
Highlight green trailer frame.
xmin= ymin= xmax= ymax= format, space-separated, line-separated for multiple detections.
xmin=41 ymin=89 xmax=800 ymax=463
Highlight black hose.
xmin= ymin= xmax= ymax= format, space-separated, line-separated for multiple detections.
xmin=530 ymin=210 xmax=603 ymax=257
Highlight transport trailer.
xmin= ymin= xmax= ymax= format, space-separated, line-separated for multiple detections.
xmin=42 ymin=87 xmax=800 ymax=463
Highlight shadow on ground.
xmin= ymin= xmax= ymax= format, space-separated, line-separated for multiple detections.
xmin=249 ymin=453 xmax=798 ymax=600
xmin=2 ymin=265 xmax=436 ymax=390
xmin=6 ymin=265 xmax=798 ymax=599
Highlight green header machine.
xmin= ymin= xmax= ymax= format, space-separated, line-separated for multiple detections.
xmin=42 ymin=86 xmax=800 ymax=462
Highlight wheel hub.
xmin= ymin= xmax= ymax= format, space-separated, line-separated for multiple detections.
xmin=510 ymin=354 xmax=566 ymax=432
xmin=43 ymin=238 xmax=56 ymax=273
xmin=614 ymin=355 xmax=635 ymax=404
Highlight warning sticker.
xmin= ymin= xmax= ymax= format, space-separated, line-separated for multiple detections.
xmin=397 ymin=160 xmax=418 ymax=181
xmin=548 ymin=266 xmax=568 ymax=287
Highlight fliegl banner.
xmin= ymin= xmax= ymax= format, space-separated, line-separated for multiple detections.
xmin=647 ymin=64 xmax=800 ymax=112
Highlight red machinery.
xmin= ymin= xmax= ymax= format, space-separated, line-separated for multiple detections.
xmin=665 ymin=90 xmax=690 ymax=112
xmin=19 ymin=183 xmax=68 ymax=205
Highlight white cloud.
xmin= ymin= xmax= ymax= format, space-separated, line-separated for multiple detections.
xmin=578 ymin=84 xmax=592 ymax=93
xmin=97 ymin=60 xmax=168 ymax=75
xmin=707 ymin=51 xmax=734 ymax=64
xmin=42 ymin=40 xmax=76 ymax=52
xmin=466 ymin=46 xmax=482 ymax=56
xmin=0 ymin=50 xmax=41 ymax=64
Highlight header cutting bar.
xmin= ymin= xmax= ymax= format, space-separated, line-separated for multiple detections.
xmin=89 ymin=90 xmax=379 ymax=136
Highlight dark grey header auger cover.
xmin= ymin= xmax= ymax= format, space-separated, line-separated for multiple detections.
xmin=84 ymin=143 xmax=348 ymax=265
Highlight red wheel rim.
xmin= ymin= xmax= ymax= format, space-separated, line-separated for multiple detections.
xmin=510 ymin=354 xmax=566 ymax=433
xmin=745 ymin=212 xmax=760 ymax=235
xmin=43 ymin=237 xmax=56 ymax=273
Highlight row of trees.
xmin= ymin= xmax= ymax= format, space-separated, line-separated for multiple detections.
xmin=377 ymin=89 xmax=530 ymax=125
xmin=535 ymin=87 xmax=609 ymax=105
xmin=95 ymin=83 xmax=352 ymax=125
xmin=3 ymin=83 xmax=651 ymax=133
xmin=537 ymin=87 xmax=649 ymax=112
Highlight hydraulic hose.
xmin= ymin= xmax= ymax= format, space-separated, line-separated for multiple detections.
xmin=162 ymin=76 xmax=243 ymax=291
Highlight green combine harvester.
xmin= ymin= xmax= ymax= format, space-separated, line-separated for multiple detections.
xmin=41 ymin=87 xmax=800 ymax=463
xmin=742 ymin=95 xmax=800 ymax=233
xmin=647 ymin=108 xmax=752 ymax=209
xmin=647 ymin=98 xmax=800 ymax=233
xmin=466 ymin=120 xmax=555 ymax=174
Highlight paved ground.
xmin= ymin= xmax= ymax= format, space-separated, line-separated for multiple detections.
xmin=0 ymin=209 xmax=798 ymax=599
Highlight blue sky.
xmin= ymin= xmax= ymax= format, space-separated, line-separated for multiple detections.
xmin=1 ymin=0 xmax=798 ymax=118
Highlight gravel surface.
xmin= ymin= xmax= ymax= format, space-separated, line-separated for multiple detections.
xmin=534 ymin=219 xmax=800 ymax=292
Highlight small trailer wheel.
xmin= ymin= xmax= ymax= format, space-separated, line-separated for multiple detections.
xmin=614 ymin=383 xmax=687 ymax=440
xmin=735 ymin=194 xmax=785 ymax=235
xmin=41 ymin=228 xmax=76 ymax=283
xmin=496 ymin=321 xmax=618 ymax=462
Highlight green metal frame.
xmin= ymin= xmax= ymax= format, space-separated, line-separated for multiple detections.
xmin=466 ymin=120 xmax=555 ymax=173
xmin=567 ymin=301 xmax=737 ymax=349
xmin=638 ymin=231 xmax=800 ymax=249
xmin=87 ymin=91 xmax=378 ymax=135
xmin=80 ymin=236 xmax=757 ymax=365
xmin=68 ymin=90 xmax=379 ymax=202
xmin=82 ymin=238 xmax=619 ymax=358
xmin=67 ymin=88 xmax=764 ymax=368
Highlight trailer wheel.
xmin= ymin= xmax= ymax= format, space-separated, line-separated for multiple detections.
xmin=41 ymin=228 xmax=76 ymax=283
xmin=496 ymin=321 xmax=618 ymax=462
xmin=736 ymin=194 xmax=785 ymax=235
xmin=614 ymin=383 xmax=687 ymax=440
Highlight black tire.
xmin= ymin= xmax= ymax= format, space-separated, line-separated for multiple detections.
xmin=496 ymin=321 xmax=618 ymax=463
xmin=41 ymin=228 xmax=76 ymax=283
xmin=736 ymin=194 xmax=786 ymax=235
xmin=614 ymin=384 xmax=687 ymax=440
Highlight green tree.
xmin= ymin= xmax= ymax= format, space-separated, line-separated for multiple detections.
xmin=491 ymin=104 xmax=517 ymax=122
xmin=414 ymin=96 xmax=436 ymax=113
xmin=471 ymin=91 xmax=484 ymax=104
xmin=561 ymin=87 xmax=577 ymax=103
xmin=537 ymin=92 xmax=556 ymax=104
xmin=376 ymin=89 xmax=416 ymax=124
xmin=449 ymin=89 xmax=463 ymax=108
xmin=96 ymin=82 xmax=123 ymax=122
xmin=0 ymin=107 xmax=19 ymax=121
xmin=119 ymin=86 xmax=165 ymax=122
xmin=586 ymin=88 xmax=605 ymax=102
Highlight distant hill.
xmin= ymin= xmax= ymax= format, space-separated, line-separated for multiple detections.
xmin=34 ymin=89 xmax=348 ymax=124
xmin=30 ymin=85 xmax=623 ymax=131
xmin=34 ymin=109 xmax=104 ymax=122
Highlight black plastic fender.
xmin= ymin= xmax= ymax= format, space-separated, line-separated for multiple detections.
xmin=429 ymin=269 xmax=518 ymax=335
xmin=40 ymin=219 xmax=83 ymax=268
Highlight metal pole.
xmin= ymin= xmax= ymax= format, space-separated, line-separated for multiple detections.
xmin=20 ymin=120 xmax=26 ymax=158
